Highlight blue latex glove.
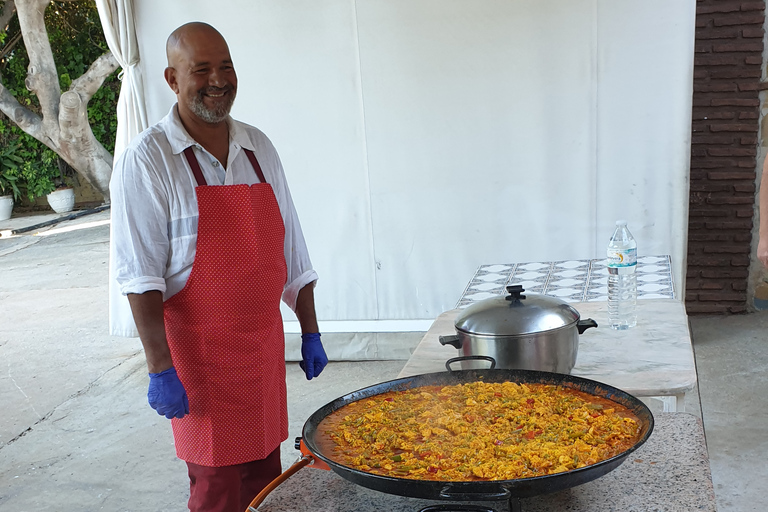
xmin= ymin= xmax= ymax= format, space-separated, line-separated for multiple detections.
xmin=147 ymin=367 xmax=189 ymax=419
xmin=299 ymin=333 xmax=328 ymax=380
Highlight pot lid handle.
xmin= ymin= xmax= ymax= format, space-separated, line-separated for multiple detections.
xmin=505 ymin=284 xmax=526 ymax=301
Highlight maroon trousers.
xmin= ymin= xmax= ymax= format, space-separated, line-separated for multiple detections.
xmin=186 ymin=446 xmax=281 ymax=512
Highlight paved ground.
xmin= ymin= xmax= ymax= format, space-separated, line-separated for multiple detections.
xmin=0 ymin=208 xmax=767 ymax=511
xmin=690 ymin=315 xmax=768 ymax=512
xmin=0 ymin=209 xmax=412 ymax=511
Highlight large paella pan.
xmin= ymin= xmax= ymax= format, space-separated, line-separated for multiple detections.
xmin=249 ymin=359 xmax=653 ymax=511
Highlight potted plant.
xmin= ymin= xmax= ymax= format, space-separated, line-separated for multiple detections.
xmin=46 ymin=158 xmax=77 ymax=214
xmin=0 ymin=145 xmax=24 ymax=221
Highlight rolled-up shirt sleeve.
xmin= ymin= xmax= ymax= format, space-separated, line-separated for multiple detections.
xmin=110 ymin=143 xmax=171 ymax=296
xmin=282 ymin=269 xmax=318 ymax=311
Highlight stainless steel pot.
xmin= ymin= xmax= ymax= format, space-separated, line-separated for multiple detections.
xmin=439 ymin=285 xmax=597 ymax=373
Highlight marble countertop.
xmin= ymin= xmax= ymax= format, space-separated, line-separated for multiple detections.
xmin=398 ymin=299 xmax=697 ymax=399
xmin=257 ymin=413 xmax=715 ymax=512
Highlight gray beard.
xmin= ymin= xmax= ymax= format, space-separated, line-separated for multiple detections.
xmin=190 ymin=89 xmax=235 ymax=123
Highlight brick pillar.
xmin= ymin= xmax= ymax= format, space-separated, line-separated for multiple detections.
xmin=686 ymin=0 xmax=765 ymax=314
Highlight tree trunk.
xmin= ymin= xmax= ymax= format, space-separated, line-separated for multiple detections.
xmin=0 ymin=0 xmax=120 ymax=203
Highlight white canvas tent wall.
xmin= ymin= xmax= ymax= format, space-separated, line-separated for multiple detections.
xmin=110 ymin=0 xmax=695 ymax=357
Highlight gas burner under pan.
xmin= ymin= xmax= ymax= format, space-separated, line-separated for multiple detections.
xmin=419 ymin=497 xmax=522 ymax=512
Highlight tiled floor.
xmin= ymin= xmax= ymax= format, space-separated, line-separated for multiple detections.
xmin=457 ymin=255 xmax=675 ymax=308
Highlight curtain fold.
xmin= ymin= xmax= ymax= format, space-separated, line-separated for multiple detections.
xmin=95 ymin=0 xmax=147 ymax=337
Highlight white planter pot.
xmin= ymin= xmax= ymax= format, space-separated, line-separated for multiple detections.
xmin=0 ymin=194 xmax=12 ymax=221
xmin=47 ymin=187 xmax=75 ymax=213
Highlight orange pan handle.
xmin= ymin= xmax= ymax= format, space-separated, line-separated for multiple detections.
xmin=297 ymin=438 xmax=330 ymax=471
xmin=244 ymin=438 xmax=330 ymax=511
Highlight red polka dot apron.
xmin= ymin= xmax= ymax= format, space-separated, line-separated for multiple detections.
xmin=162 ymin=147 xmax=288 ymax=467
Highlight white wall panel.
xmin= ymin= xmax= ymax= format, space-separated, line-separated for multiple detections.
xmin=595 ymin=0 xmax=694 ymax=297
xmin=356 ymin=1 xmax=597 ymax=319
xmin=130 ymin=0 xmax=695 ymax=329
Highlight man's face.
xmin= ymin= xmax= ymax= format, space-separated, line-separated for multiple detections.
xmin=166 ymin=29 xmax=237 ymax=124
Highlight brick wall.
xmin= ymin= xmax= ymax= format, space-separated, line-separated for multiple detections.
xmin=686 ymin=0 xmax=766 ymax=314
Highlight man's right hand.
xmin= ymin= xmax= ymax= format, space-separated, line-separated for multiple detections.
xmin=147 ymin=367 xmax=189 ymax=419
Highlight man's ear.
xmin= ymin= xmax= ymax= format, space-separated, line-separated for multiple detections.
xmin=164 ymin=67 xmax=179 ymax=94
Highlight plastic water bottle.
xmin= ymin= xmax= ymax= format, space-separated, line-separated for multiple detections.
xmin=606 ymin=220 xmax=637 ymax=329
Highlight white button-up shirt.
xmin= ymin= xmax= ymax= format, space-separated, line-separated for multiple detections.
xmin=110 ymin=105 xmax=317 ymax=312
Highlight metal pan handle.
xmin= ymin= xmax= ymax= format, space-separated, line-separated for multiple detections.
xmin=438 ymin=484 xmax=511 ymax=501
xmin=445 ymin=355 xmax=497 ymax=371
xmin=420 ymin=505 xmax=496 ymax=512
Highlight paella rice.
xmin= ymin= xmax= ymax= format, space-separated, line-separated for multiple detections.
xmin=318 ymin=381 xmax=642 ymax=481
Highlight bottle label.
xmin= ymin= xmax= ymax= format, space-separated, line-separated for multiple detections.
xmin=606 ymin=247 xmax=637 ymax=268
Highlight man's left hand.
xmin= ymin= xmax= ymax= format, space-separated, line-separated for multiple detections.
xmin=299 ymin=332 xmax=328 ymax=380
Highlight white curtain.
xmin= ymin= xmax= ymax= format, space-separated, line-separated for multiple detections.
xmin=129 ymin=0 xmax=695 ymax=340
xmin=95 ymin=0 xmax=148 ymax=337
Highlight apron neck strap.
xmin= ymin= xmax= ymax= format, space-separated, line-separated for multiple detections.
xmin=243 ymin=149 xmax=267 ymax=184
xmin=183 ymin=147 xmax=207 ymax=186
xmin=182 ymin=146 xmax=267 ymax=186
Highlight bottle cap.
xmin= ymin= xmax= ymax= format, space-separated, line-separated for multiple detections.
xmin=616 ymin=220 xmax=627 ymax=226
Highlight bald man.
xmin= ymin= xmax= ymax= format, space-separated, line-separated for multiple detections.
xmin=110 ymin=22 xmax=328 ymax=511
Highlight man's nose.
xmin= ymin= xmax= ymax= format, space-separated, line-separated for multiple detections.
xmin=208 ymin=69 xmax=226 ymax=87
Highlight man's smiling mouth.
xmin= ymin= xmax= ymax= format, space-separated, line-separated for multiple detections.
xmin=203 ymin=87 xmax=230 ymax=98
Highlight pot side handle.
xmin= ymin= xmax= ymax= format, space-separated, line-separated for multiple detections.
xmin=445 ymin=355 xmax=497 ymax=371
xmin=577 ymin=318 xmax=598 ymax=334
xmin=439 ymin=334 xmax=463 ymax=349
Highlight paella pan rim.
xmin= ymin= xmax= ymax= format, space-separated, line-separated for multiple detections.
xmin=301 ymin=368 xmax=655 ymax=501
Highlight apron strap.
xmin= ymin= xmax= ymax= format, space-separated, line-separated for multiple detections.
xmin=183 ymin=147 xmax=207 ymax=186
xmin=243 ymin=149 xmax=267 ymax=184
xmin=182 ymin=147 xmax=267 ymax=186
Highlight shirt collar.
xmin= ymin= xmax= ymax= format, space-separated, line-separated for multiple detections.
xmin=162 ymin=104 xmax=256 ymax=155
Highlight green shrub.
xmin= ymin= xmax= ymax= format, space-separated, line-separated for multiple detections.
xmin=0 ymin=144 xmax=23 ymax=200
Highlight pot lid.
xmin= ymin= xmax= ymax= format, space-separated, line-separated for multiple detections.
xmin=455 ymin=285 xmax=580 ymax=336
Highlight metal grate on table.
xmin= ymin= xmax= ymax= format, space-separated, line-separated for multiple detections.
xmin=456 ymin=255 xmax=674 ymax=309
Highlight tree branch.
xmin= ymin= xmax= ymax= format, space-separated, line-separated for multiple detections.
xmin=70 ymin=51 xmax=119 ymax=101
xmin=0 ymin=80 xmax=54 ymax=150
xmin=58 ymin=89 xmax=112 ymax=199
xmin=0 ymin=1 xmax=19 ymax=59
xmin=0 ymin=0 xmax=16 ymax=32
xmin=16 ymin=0 xmax=61 ymax=134
xmin=0 ymin=31 xmax=22 ymax=60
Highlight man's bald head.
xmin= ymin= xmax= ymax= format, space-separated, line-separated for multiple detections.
xmin=166 ymin=22 xmax=226 ymax=67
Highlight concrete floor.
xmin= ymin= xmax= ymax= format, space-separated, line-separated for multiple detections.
xmin=689 ymin=314 xmax=768 ymax=512
xmin=0 ymin=209 xmax=766 ymax=511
